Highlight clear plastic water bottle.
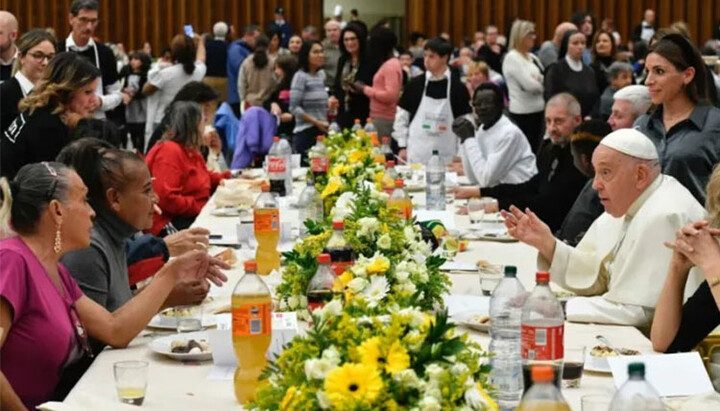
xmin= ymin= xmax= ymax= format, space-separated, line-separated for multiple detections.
xmin=297 ymin=180 xmax=323 ymax=238
xmin=517 ymin=365 xmax=571 ymax=411
xmin=426 ymin=150 xmax=446 ymax=210
xmin=521 ymin=271 xmax=564 ymax=393
xmin=489 ymin=266 xmax=527 ymax=409
xmin=609 ymin=363 xmax=665 ymax=411
xmin=267 ymin=136 xmax=293 ymax=196
xmin=328 ymin=120 xmax=341 ymax=134
xmin=351 ymin=119 xmax=362 ymax=132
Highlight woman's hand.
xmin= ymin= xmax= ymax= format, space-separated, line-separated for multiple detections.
xmin=666 ymin=221 xmax=720 ymax=274
xmin=164 ymin=227 xmax=210 ymax=256
xmin=270 ymin=102 xmax=283 ymax=117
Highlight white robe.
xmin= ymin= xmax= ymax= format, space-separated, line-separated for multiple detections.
xmin=539 ymin=174 xmax=706 ymax=326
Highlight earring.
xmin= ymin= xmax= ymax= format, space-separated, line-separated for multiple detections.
xmin=54 ymin=224 xmax=62 ymax=254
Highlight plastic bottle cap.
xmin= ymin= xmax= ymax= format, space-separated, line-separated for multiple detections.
xmin=395 ymin=178 xmax=404 ymax=188
xmin=244 ymin=260 xmax=257 ymax=272
xmin=382 ymin=136 xmax=389 ymax=143
xmin=628 ymin=362 xmax=645 ymax=377
xmin=536 ymin=271 xmax=550 ymax=283
xmin=273 ymin=136 xmax=280 ymax=142
xmin=354 ymin=119 xmax=361 ymax=124
xmin=332 ymin=221 xmax=344 ymax=230
xmin=261 ymin=182 xmax=270 ymax=192
xmin=387 ymin=160 xmax=395 ymax=167
xmin=366 ymin=117 xmax=372 ymax=123
xmin=317 ymin=253 xmax=331 ymax=264
xmin=531 ymin=365 xmax=554 ymax=383
xmin=316 ymin=135 xmax=324 ymax=141
xmin=432 ymin=149 xmax=439 ymax=155
xmin=504 ymin=265 xmax=517 ymax=277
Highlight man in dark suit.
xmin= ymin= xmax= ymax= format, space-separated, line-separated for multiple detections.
xmin=266 ymin=7 xmax=292 ymax=48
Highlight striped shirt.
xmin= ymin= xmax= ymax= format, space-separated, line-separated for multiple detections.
xmin=290 ymin=69 xmax=328 ymax=133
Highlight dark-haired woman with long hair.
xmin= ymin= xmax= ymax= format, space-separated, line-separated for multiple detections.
xmin=329 ymin=24 xmax=372 ymax=129
xmin=543 ymin=29 xmax=599 ymax=118
xmin=590 ymin=30 xmax=618 ymax=97
xmin=119 ymin=51 xmax=151 ymax=151
xmin=264 ymin=54 xmax=298 ymax=138
xmin=0 ymin=162 xmax=227 ymax=410
xmin=266 ymin=28 xmax=289 ymax=60
xmin=353 ymin=26 xmax=402 ymax=141
xmin=145 ymin=101 xmax=231 ymax=235
xmin=239 ymin=34 xmax=276 ymax=108
xmin=0 ymin=29 xmax=56 ymax=135
xmin=1 ymin=52 xmax=100 ymax=179
xmin=290 ymin=40 xmax=328 ymax=161
xmin=143 ymin=34 xmax=206 ymax=135
xmin=635 ymin=33 xmax=720 ymax=204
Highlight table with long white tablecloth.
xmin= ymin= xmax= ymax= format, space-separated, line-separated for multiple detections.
xmin=62 ymin=183 xmax=656 ymax=411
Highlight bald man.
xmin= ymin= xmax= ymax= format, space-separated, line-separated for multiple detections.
xmin=0 ymin=11 xmax=18 ymax=82
xmin=504 ymin=129 xmax=705 ymax=327
xmin=537 ymin=21 xmax=577 ymax=69
xmin=323 ymin=20 xmax=341 ymax=89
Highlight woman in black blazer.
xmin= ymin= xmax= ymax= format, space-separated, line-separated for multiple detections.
xmin=0 ymin=29 xmax=56 ymax=134
xmin=328 ymin=23 xmax=373 ymax=129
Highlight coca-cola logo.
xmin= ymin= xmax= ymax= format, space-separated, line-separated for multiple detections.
xmin=311 ymin=157 xmax=329 ymax=172
xmin=268 ymin=157 xmax=286 ymax=173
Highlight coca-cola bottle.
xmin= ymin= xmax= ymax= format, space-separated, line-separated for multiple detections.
xmin=307 ymin=253 xmax=343 ymax=311
xmin=308 ymin=136 xmax=329 ymax=180
xmin=324 ymin=221 xmax=354 ymax=276
xmin=521 ymin=271 xmax=564 ymax=393
xmin=267 ymin=136 xmax=292 ymax=197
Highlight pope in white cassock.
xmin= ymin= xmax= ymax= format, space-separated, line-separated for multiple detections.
xmin=502 ymin=128 xmax=705 ymax=327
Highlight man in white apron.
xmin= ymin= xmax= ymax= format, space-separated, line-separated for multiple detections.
xmin=392 ymin=37 xmax=471 ymax=165
xmin=59 ymin=0 xmax=128 ymax=120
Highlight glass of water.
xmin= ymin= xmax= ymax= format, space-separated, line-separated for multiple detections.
xmin=468 ymin=198 xmax=486 ymax=224
xmin=175 ymin=305 xmax=203 ymax=333
xmin=114 ymin=360 xmax=148 ymax=405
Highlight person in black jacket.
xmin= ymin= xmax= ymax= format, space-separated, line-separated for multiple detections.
xmin=263 ymin=54 xmax=298 ymax=140
xmin=328 ymin=23 xmax=372 ymax=129
xmin=1 ymin=52 xmax=100 ymax=178
xmin=0 ymin=29 xmax=56 ymax=135
xmin=632 ymin=9 xmax=656 ymax=43
xmin=476 ymin=25 xmax=506 ymax=74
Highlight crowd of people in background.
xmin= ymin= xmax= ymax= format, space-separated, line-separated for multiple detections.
xmin=5 ymin=0 xmax=720 ymax=409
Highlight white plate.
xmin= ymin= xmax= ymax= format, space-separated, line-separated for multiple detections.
xmin=148 ymin=313 xmax=216 ymax=330
xmin=585 ymin=352 xmax=611 ymax=373
xmin=210 ymin=206 xmax=250 ymax=217
xmin=149 ymin=331 xmax=212 ymax=361
xmin=453 ymin=311 xmax=491 ymax=333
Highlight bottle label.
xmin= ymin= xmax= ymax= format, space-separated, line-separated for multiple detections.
xmin=268 ymin=156 xmax=287 ymax=173
xmin=311 ymin=157 xmax=329 ymax=173
xmin=521 ymin=324 xmax=564 ymax=360
xmin=254 ymin=209 xmax=279 ymax=232
xmin=330 ymin=261 xmax=353 ymax=276
xmin=232 ymin=302 xmax=271 ymax=336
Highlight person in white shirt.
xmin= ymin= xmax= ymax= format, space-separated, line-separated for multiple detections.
xmin=451 ymin=82 xmax=537 ymax=196
xmin=0 ymin=11 xmax=18 ymax=82
xmin=503 ymin=128 xmax=705 ymax=327
xmin=503 ymin=19 xmax=545 ymax=152
xmin=607 ymin=85 xmax=651 ymax=131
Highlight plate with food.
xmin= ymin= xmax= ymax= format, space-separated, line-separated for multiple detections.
xmin=148 ymin=306 xmax=216 ymax=330
xmin=476 ymin=259 xmax=503 ymax=276
xmin=585 ymin=345 xmax=641 ymax=373
xmin=213 ymin=248 xmax=238 ymax=267
xmin=149 ymin=332 xmax=212 ymax=361
xmin=454 ymin=312 xmax=491 ymax=333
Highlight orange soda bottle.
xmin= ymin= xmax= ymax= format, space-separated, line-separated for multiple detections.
xmin=232 ymin=260 xmax=272 ymax=404
xmin=254 ymin=183 xmax=280 ymax=274
xmin=388 ymin=178 xmax=412 ymax=220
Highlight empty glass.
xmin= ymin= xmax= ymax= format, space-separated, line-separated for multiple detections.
xmin=468 ymin=198 xmax=486 ymax=224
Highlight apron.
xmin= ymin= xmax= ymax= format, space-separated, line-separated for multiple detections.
xmin=407 ymin=71 xmax=456 ymax=165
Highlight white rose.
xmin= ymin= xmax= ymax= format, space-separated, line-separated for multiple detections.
xmin=404 ymin=226 xmax=417 ymax=242
xmin=322 ymin=346 xmax=342 ymax=366
xmin=320 ymin=299 xmax=342 ymax=320
xmin=305 ymin=358 xmax=336 ymax=380
xmin=377 ymin=233 xmax=392 ymax=250
xmin=287 ymin=295 xmax=299 ymax=309
xmin=417 ymin=270 xmax=429 ymax=283
xmin=395 ymin=261 xmax=409 ymax=272
xmin=425 ymin=364 xmax=445 ymax=382
xmin=395 ymin=270 xmax=410 ymax=282
xmin=464 ymin=386 xmax=484 ymax=410
xmin=279 ymin=299 xmax=289 ymax=310
xmin=418 ymin=395 xmax=442 ymax=411
xmin=347 ymin=277 xmax=369 ymax=294
xmin=392 ymin=369 xmax=420 ymax=389
xmin=316 ymin=390 xmax=331 ymax=409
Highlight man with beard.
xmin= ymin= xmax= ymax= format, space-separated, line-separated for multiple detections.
xmin=58 ymin=0 xmax=129 ymax=120
xmin=0 ymin=11 xmax=19 ymax=82
xmin=450 ymin=82 xmax=537 ymax=199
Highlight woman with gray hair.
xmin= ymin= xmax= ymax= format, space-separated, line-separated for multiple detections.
xmin=503 ymin=19 xmax=545 ymax=152
xmin=145 ymin=101 xmax=231 ymax=235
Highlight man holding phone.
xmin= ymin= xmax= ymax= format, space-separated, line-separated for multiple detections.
xmin=58 ymin=0 xmax=130 ymax=120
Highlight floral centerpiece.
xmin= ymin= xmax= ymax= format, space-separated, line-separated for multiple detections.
xmin=253 ymin=129 xmax=496 ymax=410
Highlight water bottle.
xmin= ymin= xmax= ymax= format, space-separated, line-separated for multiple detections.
xmin=517 ymin=365 xmax=571 ymax=411
xmin=426 ymin=150 xmax=446 ymax=210
xmin=328 ymin=120 xmax=341 ymax=134
xmin=269 ymin=136 xmax=293 ymax=196
xmin=489 ymin=266 xmax=527 ymax=409
xmin=351 ymin=119 xmax=362 ymax=132
xmin=380 ymin=136 xmax=393 ymax=162
xmin=609 ymin=363 xmax=665 ymax=411
xmin=521 ymin=271 xmax=564 ymax=393
xmin=267 ymin=136 xmax=288 ymax=197
xmin=297 ymin=180 xmax=323 ymax=238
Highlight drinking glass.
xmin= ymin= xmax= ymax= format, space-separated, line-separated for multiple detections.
xmin=114 ymin=360 xmax=148 ymax=406
xmin=581 ymin=394 xmax=611 ymax=411
xmin=175 ymin=305 xmax=203 ymax=333
xmin=563 ymin=346 xmax=587 ymax=388
xmin=479 ymin=273 xmax=502 ymax=296
xmin=468 ymin=198 xmax=485 ymax=224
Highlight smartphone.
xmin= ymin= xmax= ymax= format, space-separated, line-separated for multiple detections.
xmin=209 ymin=234 xmax=222 ymax=240
xmin=184 ymin=24 xmax=195 ymax=38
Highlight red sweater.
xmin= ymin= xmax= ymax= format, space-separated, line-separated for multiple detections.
xmin=145 ymin=141 xmax=230 ymax=234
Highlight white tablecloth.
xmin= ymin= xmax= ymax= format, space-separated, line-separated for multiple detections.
xmin=63 ymin=182 xmax=655 ymax=411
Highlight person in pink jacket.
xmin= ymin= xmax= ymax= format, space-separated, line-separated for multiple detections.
xmin=352 ymin=27 xmax=402 ymax=144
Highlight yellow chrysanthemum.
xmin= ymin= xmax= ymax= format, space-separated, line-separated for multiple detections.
xmin=324 ymin=363 xmax=383 ymax=408
xmin=366 ymin=255 xmax=390 ymax=275
xmin=478 ymin=383 xmax=499 ymax=411
xmin=358 ymin=338 xmax=410 ymax=374
xmin=348 ymin=150 xmax=366 ymax=163
xmin=321 ymin=178 xmax=343 ymax=198
xmin=338 ymin=271 xmax=353 ymax=287
xmin=279 ymin=386 xmax=297 ymax=409
xmin=331 ymin=163 xmax=352 ymax=176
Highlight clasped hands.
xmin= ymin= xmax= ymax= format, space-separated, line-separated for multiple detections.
xmin=664 ymin=220 xmax=720 ymax=272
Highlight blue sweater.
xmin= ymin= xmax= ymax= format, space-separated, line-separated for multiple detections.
xmin=226 ymin=40 xmax=252 ymax=104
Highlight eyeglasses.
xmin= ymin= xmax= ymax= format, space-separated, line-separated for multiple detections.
xmin=77 ymin=17 xmax=99 ymax=26
xmin=27 ymin=51 xmax=55 ymax=62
